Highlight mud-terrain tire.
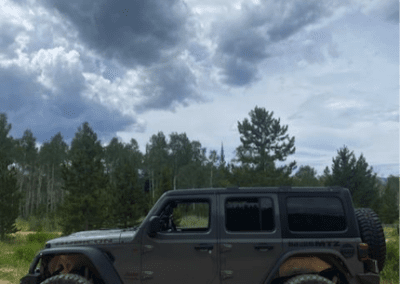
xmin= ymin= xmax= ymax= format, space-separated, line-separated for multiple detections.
xmin=284 ymin=274 xmax=335 ymax=284
xmin=41 ymin=274 xmax=91 ymax=284
xmin=354 ymin=208 xmax=386 ymax=271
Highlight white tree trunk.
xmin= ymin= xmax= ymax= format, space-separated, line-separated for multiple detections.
xmin=37 ymin=167 xmax=43 ymax=212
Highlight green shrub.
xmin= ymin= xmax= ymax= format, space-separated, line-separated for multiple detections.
xmin=15 ymin=217 xmax=30 ymax=232
xmin=13 ymin=242 xmax=43 ymax=262
xmin=26 ymin=232 xmax=59 ymax=244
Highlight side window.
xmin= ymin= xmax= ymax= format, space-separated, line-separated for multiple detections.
xmin=287 ymin=197 xmax=346 ymax=232
xmin=225 ymin=197 xmax=274 ymax=232
xmin=159 ymin=200 xmax=210 ymax=232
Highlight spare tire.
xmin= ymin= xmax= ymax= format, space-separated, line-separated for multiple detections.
xmin=354 ymin=208 xmax=386 ymax=271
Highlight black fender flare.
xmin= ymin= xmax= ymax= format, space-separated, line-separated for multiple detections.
xmin=29 ymin=247 xmax=122 ymax=284
xmin=263 ymin=249 xmax=354 ymax=284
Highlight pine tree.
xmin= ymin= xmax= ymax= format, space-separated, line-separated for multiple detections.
xmin=293 ymin=165 xmax=321 ymax=186
xmin=107 ymin=139 xmax=145 ymax=228
xmin=325 ymin=146 xmax=380 ymax=210
xmin=220 ymin=142 xmax=225 ymax=166
xmin=235 ymin=106 xmax=296 ymax=173
xmin=58 ymin=122 xmax=110 ymax=234
xmin=0 ymin=114 xmax=22 ymax=240
xmin=379 ymin=175 xmax=399 ymax=224
xmin=0 ymin=153 xmax=22 ymax=240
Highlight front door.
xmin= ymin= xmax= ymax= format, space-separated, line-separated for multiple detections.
xmin=219 ymin=193 xmax=282 ymax=284
xmin=141 ymin=194 xmax=219 ymax=284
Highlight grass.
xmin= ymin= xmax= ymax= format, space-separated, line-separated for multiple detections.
xmin=1 ymin=223 xmax=398 ymax=284
xmin=0 ymin=231 xmax=61 ymax=284
xmin=178 ymin=215 xmax=208 ymax=228
xmin=380 ymin=226 xmax=399 ymax=284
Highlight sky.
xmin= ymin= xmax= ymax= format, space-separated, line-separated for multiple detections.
xmin=0 ymin=0 xmax=398 ymax=178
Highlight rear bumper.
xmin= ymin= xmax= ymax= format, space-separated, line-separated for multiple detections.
xmin=356 ymin=273 xmax=380 ymax=284
xmin=20 ymin=272 xmax=41 ymax=284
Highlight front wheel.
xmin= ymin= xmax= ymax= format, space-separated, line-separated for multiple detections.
xmin=41 ymin=274 xmax=91 ymax=284
xmin=284 ymin=274 xmax=335 ymax=284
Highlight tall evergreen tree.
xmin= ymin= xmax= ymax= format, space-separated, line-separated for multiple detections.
xmin=234 ymin=106 xmax=296 ymax=186
xmin=235 ymin=106 xmax=296 ymax=173
xmin=324 ymin=146 xmax=380 ymax=211
xmin=0 ymin=114 xmax=22 ymax=240
xmin=107 ymin=138 xmax=145 ymax=228
xmin=58 ymin=122 xmax=110 ymax=234
xmin=0 ymin=153 xmax=22 ymax=240
xmin=0 ymin=113 xmax=15 ymax=161
xmin=378 ymin=175 xmax=399 ymax=224
xmin=220 ymin=142 xmax=225 ymax=166
xmin=208 ymin=150 xmax=218 ymax=188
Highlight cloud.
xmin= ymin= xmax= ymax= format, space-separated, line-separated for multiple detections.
xmin=136 ymin=60 xmax=203 ymax=112
xmin=355 ymin=0 xmax=399 ymax=24
xmin=0 ymin=62 xmax=135 ymax=144
xmin=213 ymin=0 xmax=347 ymax=87
xmin=41 ymin=0 xmax=189 ymax=68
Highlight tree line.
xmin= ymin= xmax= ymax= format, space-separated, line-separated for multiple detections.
xmin=0 ymin=106 xmax=398 ymax=237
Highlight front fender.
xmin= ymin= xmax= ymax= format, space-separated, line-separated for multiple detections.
xmin=23 ymin=247 xmax=122 ymax=284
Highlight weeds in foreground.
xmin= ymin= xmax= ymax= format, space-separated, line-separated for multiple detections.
xmin=0 ymin=231 xmax=61 ymax=284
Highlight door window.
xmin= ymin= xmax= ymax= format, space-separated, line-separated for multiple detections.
xmin=159 ymin=200 xmax=210 ymax=233
xmin=225 ymin=197 xmax=274 ymax=232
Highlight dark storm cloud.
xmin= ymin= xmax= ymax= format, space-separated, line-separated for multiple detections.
xmin=42 ymin=0 xmax=189 ymax=68
xmin=221 ymin=57 xmax=259 ymax=86
xmin=0 ymin=66 xmax=135 ymax=144
xmin=136 ymin=61 xmax=201 ymax=112
xmin=214 ymin=0 xmax=341 ymax=87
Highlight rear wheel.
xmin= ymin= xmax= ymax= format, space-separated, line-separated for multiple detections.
xmin=284 ymin=274 xmax=335 ymax=284
xmin=41 ymin=274 xmax=91 ymax=284
xmin=354 ymin=208 xmax=386 ymax=271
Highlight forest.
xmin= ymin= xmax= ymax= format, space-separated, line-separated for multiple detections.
xmin=0 ymin=106 xmax=398 ymax=237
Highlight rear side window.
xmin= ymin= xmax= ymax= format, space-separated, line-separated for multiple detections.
xmin=225 ymin=197 xmax=274 ymax=232
xmin=287 ymin=197 xmax=346 ymax=232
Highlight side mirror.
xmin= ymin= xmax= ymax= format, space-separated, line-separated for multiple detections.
xmin=148 ymin=216 xmax=161 ymax=237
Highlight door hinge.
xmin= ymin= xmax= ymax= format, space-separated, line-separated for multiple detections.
xmin=221 ymin=270 xmax=233 ymax=280
xmin=143 ymin=244 xmax=154 ymax=253
xmin=141 ymin=271 xmax=153 ymax=280
xmin=221 ymin=243 xmax=232 ymax=253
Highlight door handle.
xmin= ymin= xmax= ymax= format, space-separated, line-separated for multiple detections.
xmin=195 ymin=244 xmax=214 ymax=252
xmin=254 ymin=244 xmax=273 ymax=251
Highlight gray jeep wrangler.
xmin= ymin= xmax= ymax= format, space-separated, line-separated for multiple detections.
xmin=20 ymin=187 xmax=386 ymax=284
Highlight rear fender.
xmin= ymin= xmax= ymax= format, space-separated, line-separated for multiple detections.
xmin=264 ymin=249 xmax=353 ymax=284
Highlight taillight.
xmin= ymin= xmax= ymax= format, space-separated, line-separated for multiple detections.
xmin=358 ymin=243 xmax=369 ymax=261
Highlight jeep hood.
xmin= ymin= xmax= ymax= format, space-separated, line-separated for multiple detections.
xmin=46 ymin=228 xmax=138 ymax=248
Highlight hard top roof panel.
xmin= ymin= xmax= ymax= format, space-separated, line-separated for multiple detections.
xmin=163 ymin=186 xmax=345 ymax=196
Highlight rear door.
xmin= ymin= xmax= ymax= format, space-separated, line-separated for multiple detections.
xmin=219 ymin=193 xmax=282 ymax=284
